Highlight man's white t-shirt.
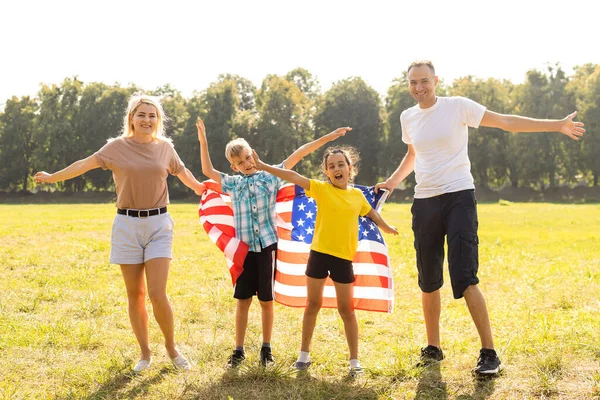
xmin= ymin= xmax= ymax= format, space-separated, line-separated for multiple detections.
xmin=401 ymin=96 xmax=486 ymax=199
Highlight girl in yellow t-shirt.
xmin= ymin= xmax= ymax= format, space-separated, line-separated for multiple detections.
xmin=252 ymin=144 xmax=397 ymax=376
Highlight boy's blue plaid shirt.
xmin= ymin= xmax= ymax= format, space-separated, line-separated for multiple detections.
xmin=220 ymin=162 xmax=284 ymax=252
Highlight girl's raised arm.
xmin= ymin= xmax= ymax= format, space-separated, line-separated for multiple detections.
xmin=252 ymin=150 xmax=310 ymax=190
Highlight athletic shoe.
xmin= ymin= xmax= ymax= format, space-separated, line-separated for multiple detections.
xmin=417 ymin=345 xmax=444 ymax=367
xmin=171 ymin=354 xmax=191 ymax=371
xmin=473 ymin=348 xmax=502 ymax=375
xmin=132 ymin=357 xmax=152 ymax=373
xmin=227 ymin=350 xmax=246 ymax=368
xmin=260 ymin=347 xmax=275 ymax=366
xmin=349 ymin=366 xmax=364 ymax=378
xmin=293 ymin=361 xmax=312 ymax=371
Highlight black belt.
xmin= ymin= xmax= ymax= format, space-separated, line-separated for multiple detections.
xmin=117 ymin=207 xmax=167 ymax=218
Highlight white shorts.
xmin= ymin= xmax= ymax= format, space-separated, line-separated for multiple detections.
xmin=110 ymin=212 xmax=174 ymax=264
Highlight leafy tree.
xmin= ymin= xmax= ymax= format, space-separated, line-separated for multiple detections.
xmin=450 ymin=76 xmax=514 ymax=189
xmin=569 ymin=63 xmax=600 ymax=186
xmin=383 ymin=72 xmax=416 ymax=186
xmin=512 ymin=65 xmax=574 ymax=188
xmin=217 ymin=74 xmax=257 ymax=112
xmin=255 ymin=75 xmax=314 ymax=175
xmin=0 ymin=96 xmax=38 ymax=190
xmin=185 ymin=81 xmax=239 ymax=177
xmin=314 ymin=77 xmax=383 ymax=184
xmin=35 ymin=77 xmax=85 ymax=192
xmin=78 ymin=84 xmax=133 ymax=190
xmin=285 ymin=68 xmax=321 ymax=100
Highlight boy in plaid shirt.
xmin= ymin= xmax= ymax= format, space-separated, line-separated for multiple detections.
xmin=196 ymin=117 xmax=351 ymax=367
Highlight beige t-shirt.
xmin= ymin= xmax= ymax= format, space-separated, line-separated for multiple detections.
xmin=93 ymin=137 xmax=185 ymax=209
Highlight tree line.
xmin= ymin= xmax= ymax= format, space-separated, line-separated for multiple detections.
xmin=1 ymin=64 xmax=599 ymax=195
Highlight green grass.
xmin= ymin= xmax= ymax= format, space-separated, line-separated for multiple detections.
xmin=1 ymin=202 xmax=599 ymax=399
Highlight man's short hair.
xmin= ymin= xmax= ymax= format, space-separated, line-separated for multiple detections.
xmin=408 ymin=60 xmax=435 ymax=75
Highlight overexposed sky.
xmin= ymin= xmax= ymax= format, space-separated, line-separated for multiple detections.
xmin=2 ymin=0 xmax=598 ymax=105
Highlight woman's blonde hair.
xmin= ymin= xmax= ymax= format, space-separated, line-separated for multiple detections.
xmin=120 ymin=94 xmax=171 ymax=143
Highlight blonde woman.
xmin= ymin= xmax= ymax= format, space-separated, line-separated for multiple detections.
xmin=34 ymin=94 xmax=205 ymax=372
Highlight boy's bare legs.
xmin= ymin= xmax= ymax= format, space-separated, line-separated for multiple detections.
xmin=333 ymin=282 xmax=358 ymax=360
xmin=463 ymin=284 xmax=494 ymax=349
xmin=422 ymin=290 xmax=441 ymax=348
xmin=300 ymin=277 xmax=326 ymax=352
xmin=259 ymin=300 xmax=273 ymax=343
xmin=235 ymin=298 xmax=253 ymax=347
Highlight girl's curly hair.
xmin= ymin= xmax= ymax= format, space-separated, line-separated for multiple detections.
xmin=320 ymin=145 xmax=360 ymax=183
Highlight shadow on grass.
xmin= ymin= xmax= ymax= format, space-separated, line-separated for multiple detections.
xmin=184 ymin=364 xmax=379 ymax=400
xmin=415 ymin=363 xmax=447 ymax=400
xmin=455 ymin=374 xmax=498 ymax=400
xmin=83 ymin=367 xmax=170 ymax=400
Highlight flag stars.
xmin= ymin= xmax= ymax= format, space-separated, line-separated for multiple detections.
xmin=362 ymin=230 xmax=369 ymax=237
xmin=297 ymin=219 xmax=305 ymax=227
xmin=360 ymin=216 xmax=367 ymax=223
xmin=376 ymin=233 xmax=382 ymax=240
xmin=307 ymin=198 xmax=315 ymax=203
xmin=298 ymin=203 xmax=306 ymax=211
xmin=297 ymin=234 xmax=305 ymax=241
xmin=370 ymin=223 xmax=376 ymax=231
xmin=306 ymin=227 xmax=314 ymax=235
xmin=305 ymin=210 xmax=314 ymax=219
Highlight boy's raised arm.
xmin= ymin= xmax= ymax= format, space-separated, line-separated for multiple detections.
xmin=282 ymin=127 xmax=352 ymax=170
xmin=196 ymin=117 xmax=222 ymax=186
xmin=253 ymin=150 xmax=310 ymax=190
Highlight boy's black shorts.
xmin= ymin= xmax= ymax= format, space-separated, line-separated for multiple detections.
xmin=234 ymin=243 xmax=277 ymax=301
xmin=305 ymin=250 xmax=355 ymax=284
xmin=411 ymin=189 xmax=479 ymax=299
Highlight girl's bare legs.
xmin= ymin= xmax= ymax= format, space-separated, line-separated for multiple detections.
xmin=333 ymin=281 xmax=358 ymax=359
xmin=300 ymin=277 xmax=327 ymax=352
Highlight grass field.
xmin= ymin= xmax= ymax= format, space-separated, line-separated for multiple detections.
xmin=1 ymin=202 xmax=599 ymax=399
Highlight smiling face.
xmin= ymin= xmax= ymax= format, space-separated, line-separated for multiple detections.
xmin=324 ymin=152 xmax=351 ymax=189
xmin=229 ymin=146 xmax=256 ymax=175
xmin=408 ymin=65 xmax=439 ymax=108
xmin=130 ymin=103 xmax=158 ymax=138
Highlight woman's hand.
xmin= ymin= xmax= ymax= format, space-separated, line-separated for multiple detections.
xmin=194 ymin=181 xmax=207 ymax=196
xmin=34 ymin=171 xmax=55 ymax=184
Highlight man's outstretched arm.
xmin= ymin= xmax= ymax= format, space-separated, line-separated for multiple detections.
xmin=480 ymin=110 xmax=585 ymax=141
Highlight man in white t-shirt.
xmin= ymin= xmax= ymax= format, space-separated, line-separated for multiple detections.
xmin=376 ymin=60 xmax=585 ymax=375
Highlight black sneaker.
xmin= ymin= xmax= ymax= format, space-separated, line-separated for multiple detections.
xmin=260 ymin=346 xmax=275 ymax=366
xmin=473 ymin=348 xmax=502 ymax=375
xmin=418 ymin=345 xmax=444 ymax=367
xmin=227 ymin=350 xmax=245 ymax=368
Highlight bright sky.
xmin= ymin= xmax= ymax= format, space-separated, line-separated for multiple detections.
xmin=2 ymin=0 xmax=598 ymax=107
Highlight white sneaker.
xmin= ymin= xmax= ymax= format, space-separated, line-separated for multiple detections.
xmin=133 ymin=357 xmax=152 ymax=373
xmin=171 ymin=354 xmax=191 ymax=371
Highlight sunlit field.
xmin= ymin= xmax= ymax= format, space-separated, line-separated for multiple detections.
xmin=1 ymin=202 xmax=599 ymax=399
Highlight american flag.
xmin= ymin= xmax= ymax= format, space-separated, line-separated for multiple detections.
xmin=199 ymin=181 xmax=394 ymax=313
xmin=198 ymin=180 xmax=249 ymax=286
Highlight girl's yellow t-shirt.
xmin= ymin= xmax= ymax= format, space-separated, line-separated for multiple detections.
xmin=305 ymin=179 xmax=372 ymax=261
